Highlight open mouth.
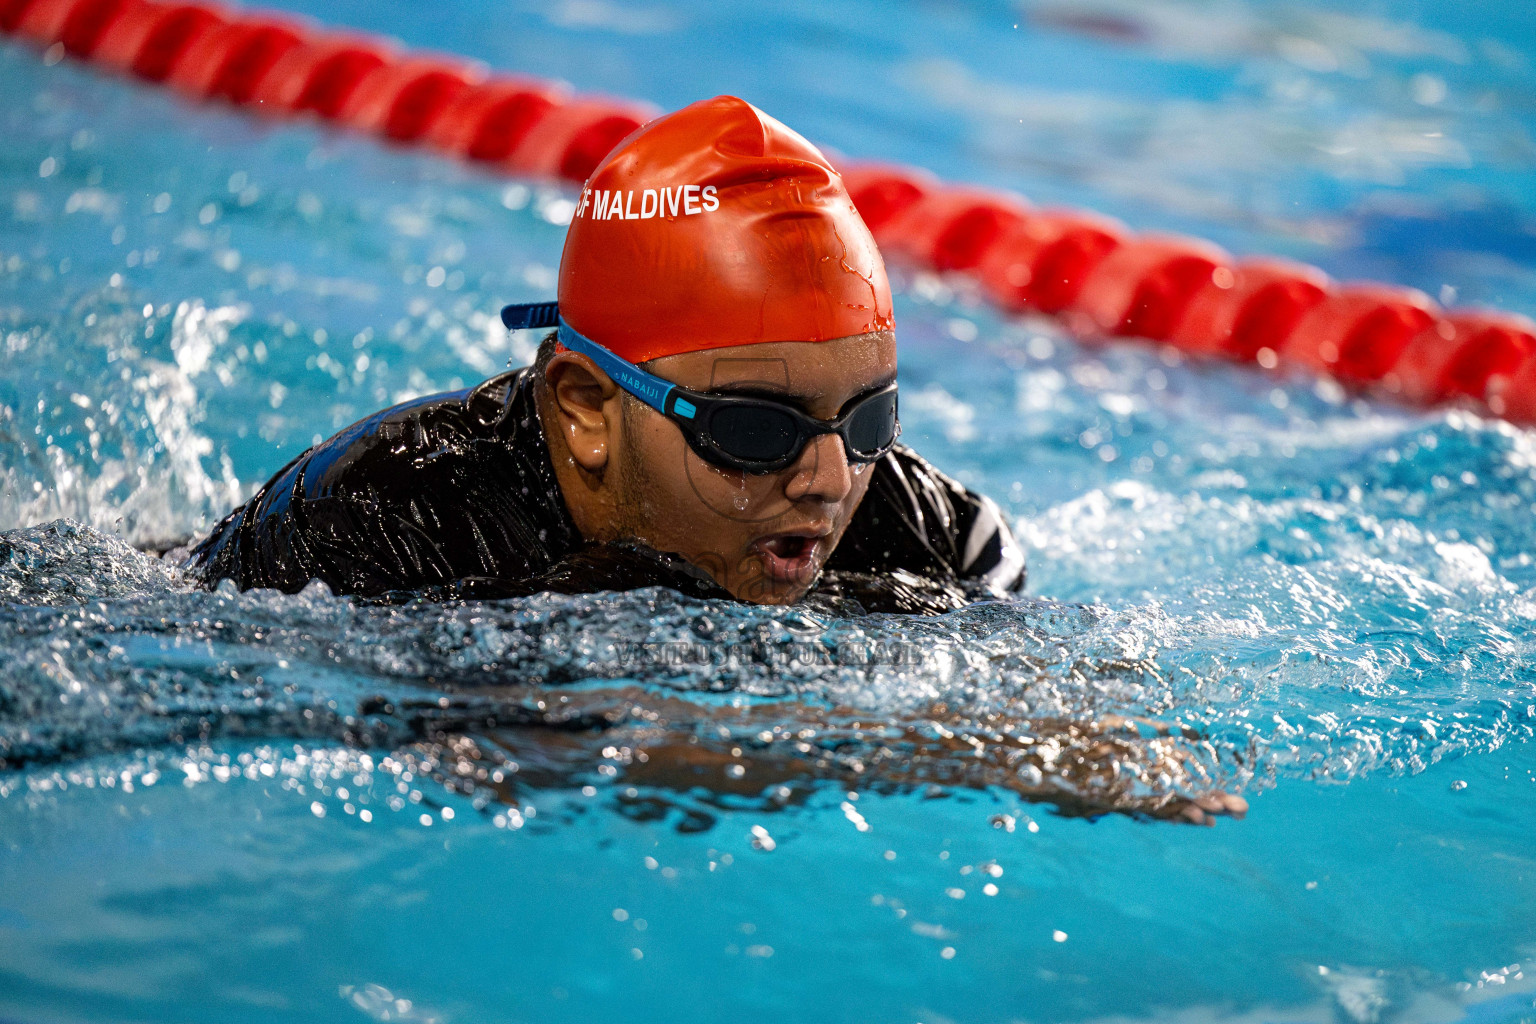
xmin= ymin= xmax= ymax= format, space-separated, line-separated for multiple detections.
xmin=752 ymin=529 xmax=828 ymax=585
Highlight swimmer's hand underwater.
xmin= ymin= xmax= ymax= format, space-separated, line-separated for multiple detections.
xmin=186 ymin=97 xmax=1025 ymax=612
xmin=1097 ymin=714 xmax=1249 ymax=824
xmin=1178 ymin=791 xmax=1250 ymax=825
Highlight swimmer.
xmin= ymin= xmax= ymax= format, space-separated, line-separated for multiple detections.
xmin=187 ymin=96 xmax=1025 ymax=613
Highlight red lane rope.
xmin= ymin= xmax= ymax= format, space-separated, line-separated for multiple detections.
xmin=6 ymin=0 xmax=1535 ymax=425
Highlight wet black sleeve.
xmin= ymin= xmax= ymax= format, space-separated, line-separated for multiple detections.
xmin=824 ymin=444 xmax=1026 ymax=598
xmin=186 ymin=370 xmax=580 ymax=597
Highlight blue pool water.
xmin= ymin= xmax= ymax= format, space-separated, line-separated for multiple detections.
xmin=4 ymin=0 xmax=1536 ymax=1021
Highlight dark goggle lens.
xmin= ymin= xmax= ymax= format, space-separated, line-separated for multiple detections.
xmin=844 ymin=390 xmax=899 ymax=458
xmin=708 ymin=404 xmax=800 ymax=462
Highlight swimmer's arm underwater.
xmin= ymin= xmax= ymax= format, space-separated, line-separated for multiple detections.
xmin=617 ymin=707 xmax=1248 ymax=826
xmin=395 ymin=688 xmax=1248 ymax=827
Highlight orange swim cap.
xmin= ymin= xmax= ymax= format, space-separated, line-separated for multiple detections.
xmin=554 ymin=95 xmax=894 ymax=364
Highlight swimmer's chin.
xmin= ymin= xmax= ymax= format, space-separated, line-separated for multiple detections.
xmin=728 ymin=548 xmax=828 ymax=605
xmin=694 ymin=552 xmax=824 ymax=605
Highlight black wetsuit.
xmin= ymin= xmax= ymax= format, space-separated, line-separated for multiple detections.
xmin=187 ymin=368 xmax=1025 ymax=614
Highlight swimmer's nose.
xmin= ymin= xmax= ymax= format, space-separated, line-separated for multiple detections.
xmin=784 ymin=432 xmax=853 ymax=505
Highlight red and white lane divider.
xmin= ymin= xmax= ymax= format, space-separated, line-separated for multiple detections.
xmin=6 ymin=0 xmax=1535 ymax=425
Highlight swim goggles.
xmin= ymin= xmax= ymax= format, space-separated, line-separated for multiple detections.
xmin=501 ymin=302 xmax=900 ymax=474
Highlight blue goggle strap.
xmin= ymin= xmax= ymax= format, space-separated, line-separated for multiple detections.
xmin=499 ymin=301 xmax=697 ymax=420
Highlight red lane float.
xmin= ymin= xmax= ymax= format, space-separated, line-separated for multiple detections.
xmin=841 ymin=164 xmax=938 ymax=232
xmin=340 ymin=56 xmax=481 ymax=142
xmin=1169 ymin=260 xmax=1330 ymax=361
xmin=92 ymin=1 xmax=225 ymax=79
xmin=6 ymin=0 xmax=1536 ymax=425
xmin=875 ymin=188 xmax=1032 ymax=272
xmin=1069 ymin=234 xmax=1229 ymax=342
xmin=1488 ymin=350 xmax=1536 ymax=423
xmin=1389 ymin=312 xmax=1536 ymax=404
xmin=0 ymin=0 xmax=36 ymax=30
xmin=249 ymin=33 xmax=390 ymax=118
xmin=11 ymin=0 xmax=69 ymax=41
xmin=977 ymin=210 xmax=1126 ymax=315
xmin=164 ymin=15 xmax=306 ymax=103
xmin=39 ymin=0 xmax=135 ymax=55
xmin=1282 ymin=285 xmax=1438 ymax=385
xmin=424 ymin=75 xmax=569 ymax=160
xmin=503 ymin=96 xmax=658 ymax=181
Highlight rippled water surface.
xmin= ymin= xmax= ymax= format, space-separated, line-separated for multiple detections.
xmin=4 ymin=0 xmax=1536 ymax=1021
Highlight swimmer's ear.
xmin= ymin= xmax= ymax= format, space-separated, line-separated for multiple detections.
xmin=543 ymin=351 xmax=621 ymax=473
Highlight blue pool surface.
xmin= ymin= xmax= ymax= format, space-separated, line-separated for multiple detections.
xmin=3 ymin=0 xmax=1536 ymax=1021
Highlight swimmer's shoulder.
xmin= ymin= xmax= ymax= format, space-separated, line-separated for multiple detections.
xmin=185 ymin=367 xmax=555 ymax=591
xmin=293 ymin=367 xmax=533 ymax=501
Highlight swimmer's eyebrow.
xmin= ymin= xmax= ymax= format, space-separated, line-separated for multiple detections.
xmin=705 ymin=374 xmax=897 ymax=409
